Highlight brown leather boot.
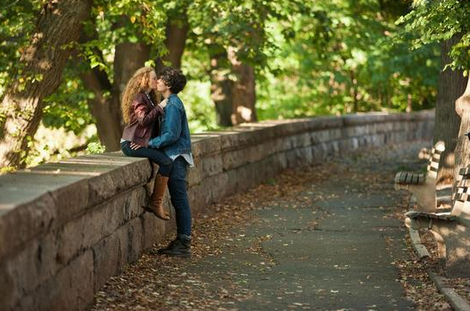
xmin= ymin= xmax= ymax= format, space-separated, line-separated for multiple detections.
xmin=145 ymin=174 xmax=170 ymax=220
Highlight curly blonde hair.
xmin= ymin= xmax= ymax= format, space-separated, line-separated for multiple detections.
xmin=121 ymin=66 xmax=156 ymax=124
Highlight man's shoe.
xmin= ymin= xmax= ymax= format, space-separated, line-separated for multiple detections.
xmin=157 ymin=235 xmax=191 ymax=257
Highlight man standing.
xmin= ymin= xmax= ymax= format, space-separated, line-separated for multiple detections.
xmin=148 ymin=67 xmax=193 ymax=257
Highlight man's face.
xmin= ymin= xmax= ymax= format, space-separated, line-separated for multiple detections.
xmin=156 ymin=78 xmax=170 ymax=93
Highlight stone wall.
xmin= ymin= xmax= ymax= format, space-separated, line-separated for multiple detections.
xmin=0 ymin=111 xmax=434 ymax=311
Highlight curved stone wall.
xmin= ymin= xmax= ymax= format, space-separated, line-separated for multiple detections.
xmin=0 ymin=111 xmax=434 ymax=311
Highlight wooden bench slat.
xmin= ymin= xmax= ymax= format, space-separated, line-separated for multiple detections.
xmin=399 ymin=172 xmax=408 ymax=183
xmin=405 ymin=210 xmax=456 ymax=221
xmin=405 ymin=173 xmax=414 ymax=184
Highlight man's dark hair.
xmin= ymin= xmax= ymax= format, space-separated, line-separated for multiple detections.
xmin=157 ymin=67 xmax=187 ymax=94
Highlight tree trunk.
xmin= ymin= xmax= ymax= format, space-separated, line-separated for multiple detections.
xmin=163 ymin=20 xmax=188 ymax=68
xmin=80 ymin=21 xmax=150 ymax=152
xmin=209 ymin=50 xmax=233 ymax=127
xmin=0 ymin=0 xmax=92 ymax=170
xmin=454 ymin=78 xmax=470 ymax=182
xmin=349 ymin=70 xmax=359 ymax=113
xmin=434 ymin=37 xmax=468 ymax=185
xmin=114 ymin=42 xmax=151 ymax=97
xmin=79 ymin=68 xmax=122 ymax=151
xmin=156 ymin=15 xmax=189 ymax=71
xmin=227 ymin=47 xmax=257 ymax=125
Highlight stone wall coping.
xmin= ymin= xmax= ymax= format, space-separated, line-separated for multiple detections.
xmin=0 ymin=111 xmax=433 ymax=257
xmin=0 ymin=110 xmax=433 ymax=268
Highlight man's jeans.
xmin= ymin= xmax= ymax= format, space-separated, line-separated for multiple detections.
xmin=168 ymin=156 xmax=192 ymax=236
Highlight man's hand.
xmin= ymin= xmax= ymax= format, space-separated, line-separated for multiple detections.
xmin=130 ymin=142 xmax=143 ymax=150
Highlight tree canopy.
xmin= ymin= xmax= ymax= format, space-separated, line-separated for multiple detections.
xmin=0 ymin=0 xmax=446 ymax=170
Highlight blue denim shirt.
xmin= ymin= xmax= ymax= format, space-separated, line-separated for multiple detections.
xmin=148 ymin=94 xmax=193 ymax=164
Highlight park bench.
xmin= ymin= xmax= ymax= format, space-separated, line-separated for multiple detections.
xmin=394 ymin=141 xmax=445 ymax=212
xmin=404 ymin=165 xmax=470 ymax=277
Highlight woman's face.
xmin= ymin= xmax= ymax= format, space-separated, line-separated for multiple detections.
xmin=148 ymin=71 xmax=158 ymax=90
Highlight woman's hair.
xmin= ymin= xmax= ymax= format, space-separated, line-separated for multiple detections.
xmin=121 ymin=66 xmax=155 ymax=124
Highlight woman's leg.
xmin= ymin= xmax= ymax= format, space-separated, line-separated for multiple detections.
xmin=121 ymin=141 xmax=173 ymax=220
xmin=121 ymin=141 xmax=172 ymax=176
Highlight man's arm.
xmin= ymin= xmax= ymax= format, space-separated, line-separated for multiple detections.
xmin=148 ymin=103 xmax=182 ymax=149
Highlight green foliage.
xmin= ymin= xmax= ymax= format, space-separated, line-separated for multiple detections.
xmin=257 ymin=0 xmax=439 ymax=119
xmin=397 ymin=0 xmax=470 ymax=72
xmin=0 ymin=0 xmax=445 ymax=167
xmin=180 ymin=80 xmax=219 ymax=132
xmin=0 ymin=0 xmax=41 ymax=98
xmin=42 ymin=72 xmax=94 ymax=135
xmin=86 ymin=142 xmax=106 ymax=154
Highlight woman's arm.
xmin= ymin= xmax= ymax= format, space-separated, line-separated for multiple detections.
xmin=133 ymin=94 xmax=164 ymax=127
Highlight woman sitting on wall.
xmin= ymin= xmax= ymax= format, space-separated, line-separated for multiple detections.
xmin=120 ymin=66 xmax=173 ymax=221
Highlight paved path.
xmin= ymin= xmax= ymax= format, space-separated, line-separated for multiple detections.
xmin=187 ymin=156 xmax=415 ymax=310
xmin=91 ymin=143 xmax=428 ymax=311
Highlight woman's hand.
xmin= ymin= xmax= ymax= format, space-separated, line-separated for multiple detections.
xmin=130 ymin=142 xmax=143 ymax=150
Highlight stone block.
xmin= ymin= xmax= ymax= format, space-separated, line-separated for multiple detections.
xmin=87 ymin=159 xmax=150 ymax=206
xmin=191 ymin=134 xmax=221 ymax=158
xmin=311 ymin=129 xmax=339 ymax=145
xmin=92 ymin=229 xmax=125 ymax=292
xmin=51 ymin=180 xmax=90 ymax=226
xmin=122 ymin=188 xmax=146 ymax=222
xmin=344 ymin=125 xmax=369 ymax=137
xmin=55 ymin=195 xmax=130 ymax=265
xmin=34 ymin=250 xmax=94 ymax=311
xmin=242 ymin=123 xmax=280 ymax=140
xmin=141 ymin=212 xmax=169 ymax=250
xmin=219 ymin=131 xmax=240 ymax=151
xmin=126 ymin=217 xmax=143 ymax=263
xmin=230 ymin=127 xmax=264 ymax=147
xmin=235 ymin=165 xmax=256 ymax=193
xmin=285 ymin=148 xmax=310 ymax=169
xmin=0 ymin=230 xmax=61 ymax=311
xmin=286 ymin=132 xmax=311 ymax=149
xmin=222 ymin=148 xmax=249 ymax=171
xmin=244 ymin=143 xmax=274 ymax=164
xmin=206 ymin=173 xmax=230 ymax=204
xmin=0 ymin=191 xmax=56 ymax=260
xmin=312 ymin=144 xmax=327 ymax=162
xmin=188 ymin=182 xmax=212 ymax=215
xmin=201 ymin=155 xmax=223 ymax=178
xmin=187 ymin=158 xmax=203 ymax=187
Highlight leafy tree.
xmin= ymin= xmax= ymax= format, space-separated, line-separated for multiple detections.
xmin=185 ymin=0 xmax=310 ymax=126
xmin=0 ymin=0 xmax=93 ymax=171
xmin=398 ymin=0 xmax=470 ymax=184
xmin=257 ymin=0 xmax=438 ymax=120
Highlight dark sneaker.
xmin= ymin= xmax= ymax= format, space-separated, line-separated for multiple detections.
xmin=157 ymin=235 xmax=191 ymax=257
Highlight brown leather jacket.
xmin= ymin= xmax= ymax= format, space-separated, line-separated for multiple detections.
xmin=121 ymin=92 xmax=164 ymax=147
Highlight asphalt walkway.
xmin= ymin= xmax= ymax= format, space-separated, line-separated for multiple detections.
xmin=90 ymin=142 xmax=434 ymax=311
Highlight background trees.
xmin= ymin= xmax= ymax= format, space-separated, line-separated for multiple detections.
xmin=397 ymin=0 xmax=470 ymax=184
xmin=0 ymin=0 xmax=444 ymax=172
